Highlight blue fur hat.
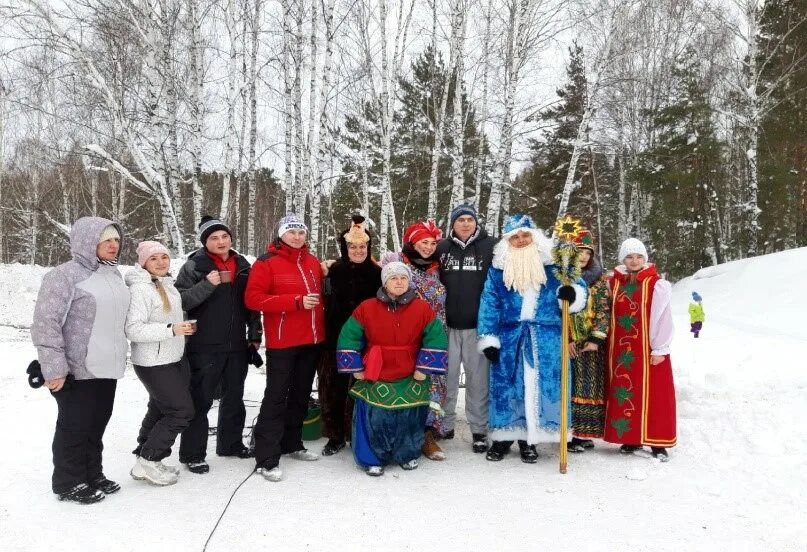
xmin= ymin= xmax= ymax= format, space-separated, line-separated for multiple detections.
xmin=692 ymin=291 xmax=702 ymax=302
xmin=501 ymin=214 xmax=537 ymax=237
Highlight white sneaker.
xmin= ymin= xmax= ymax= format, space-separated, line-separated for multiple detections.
xmin=288 ymin=449 xmax=319 ymax=461
xmin=157 ymin=461 xmax=180 ymax=476
xmin=131 ymin=457 xmax=178 ymax=486
xmin=400 ymin=459 xmax=419 ymax=470
xmin=257 ymin=466 xmax=283 ymax=482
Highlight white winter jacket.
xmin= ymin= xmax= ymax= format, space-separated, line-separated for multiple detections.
xmin=125 ymin=265 xmax=186 ymax=366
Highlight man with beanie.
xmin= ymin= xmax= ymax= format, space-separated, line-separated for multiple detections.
xmin=436 ymin=203 xmax=495 ymax=453
xmin=176 ymin=216 xmax=262 ymax=474
xmin=246 ymin=214 xmax=325 ymax=482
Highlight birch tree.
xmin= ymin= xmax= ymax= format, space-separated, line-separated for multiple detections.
xmin=712 ymin=0 xmax=807 ymax=256
xmin=485 ymin=0 xmax=569 ymax=235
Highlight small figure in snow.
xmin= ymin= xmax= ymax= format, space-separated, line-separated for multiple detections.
xmin=689 ymin=292 xmax=705 ymax=338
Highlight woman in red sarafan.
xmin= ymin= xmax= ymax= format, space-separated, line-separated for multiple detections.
xmin=603 ymin=238 xmax=677 ymax=462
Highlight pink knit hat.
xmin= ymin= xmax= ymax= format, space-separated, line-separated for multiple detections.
xmin=137 ymin=240 xmax=170 ymax=267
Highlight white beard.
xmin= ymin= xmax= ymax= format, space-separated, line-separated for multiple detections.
xmin=502 ymin=243 xmax=547 ymax=294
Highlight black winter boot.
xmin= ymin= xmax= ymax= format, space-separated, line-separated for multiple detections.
xmin=518 ymin=440 xmax=538 ymax=463
xmin=89 ymin=475 xmax=120 ymax=495
xmin=485 ymin=441 xmax=511 ymax=461
xmin=57 ymin=483 xmax=105 ymax=505
xmin=651 ymin=447 xmax=670 ymax=462
xmin=322 ymin=439 xmax=346 ymax=456
xmin=472 ymin=434 xmax=488 ymax=453
xmin=620 ymin=444 xmax=642 ymax=454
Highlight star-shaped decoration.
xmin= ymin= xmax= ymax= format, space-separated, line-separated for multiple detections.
xmin=554 ymin=215 xmax=583 ymax=241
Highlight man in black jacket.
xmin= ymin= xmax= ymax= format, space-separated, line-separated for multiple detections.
xmin=437 ymin=203 xmax=495 ymax=453
xmin=176 ymin=216 xmax=262 ymax=474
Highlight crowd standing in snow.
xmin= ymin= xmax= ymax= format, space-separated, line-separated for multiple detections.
xmin=32 ymin=208 xmax=677 ymax=504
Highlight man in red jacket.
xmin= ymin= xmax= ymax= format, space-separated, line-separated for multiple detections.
xmin=245 ymin=214 xmax=325 ymax=482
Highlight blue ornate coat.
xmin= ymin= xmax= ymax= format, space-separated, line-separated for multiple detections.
xmin=477 ymin=242 xmax=587 ymax=444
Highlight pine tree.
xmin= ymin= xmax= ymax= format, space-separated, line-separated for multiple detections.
xmin=520 ymin=43 xmax=618 ymax=260
xmin=757 ymin=0 xmax=807 ymax=251
xmin=633 ymin=47 xmax=727 ymax=278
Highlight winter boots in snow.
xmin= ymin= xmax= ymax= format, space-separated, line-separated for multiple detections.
xmin=57 ymin=483 xmax=105 ymax=505
xmin=441 ymin=429 xmax=455 ymax=440
xmin=322 ymin=439 xmax=346 ymax=456
xmin=485 ymin=441 xmax=511 ymax=461
xmin=217 ymin=444 xmax=254 ymax=459
xmin=131 ymin=457 xmax=179 ymax=486
xmin=422 ymin=429 xmax=446 ymax=461
xmin=365 ymin=466 xmax=384 ymax=477
xmin=256 ymin=465 xmax=283 ymax=482
xmin=400 ymin=459 xmax=419 ymax=470
xmin=89 ymin=475 xmax=120 ymax=495
xmin=620 ymin=444 xmax=642 ymax=454
xmin=518 ymin=440 xmax=538 ymax=463
xmin=288 ymin=449 xmax=319 ymax=461
xmin=183 ymin=461 xmax=210 ymax=474
xmin=472 ymin=433 xmax=488 ymax=453
xmin=651 ymin=447 xmax=670 ymax=462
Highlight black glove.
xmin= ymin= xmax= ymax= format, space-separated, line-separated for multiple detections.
xmin=248 ymin=347 xmax=264 ymax=368
xmin=483 ymin=347 xmax=500 ymax=363
xmin=26 ymin=360 xmax=44 ymax=389
xmin=558 ymin=285 xmax=576 ymax=304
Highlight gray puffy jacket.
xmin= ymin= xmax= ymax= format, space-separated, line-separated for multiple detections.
xmin=31 ymin=217 xmax=131 ymax=381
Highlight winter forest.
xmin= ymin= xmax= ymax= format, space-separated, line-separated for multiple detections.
xmin=0 ymin=0 xmax=804 ymax=279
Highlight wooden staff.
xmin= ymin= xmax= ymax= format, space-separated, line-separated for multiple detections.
xmin=552 ymin=214 xmax=583 ymax=475
xmin=560 ymin=298 xmax=570 ymax=474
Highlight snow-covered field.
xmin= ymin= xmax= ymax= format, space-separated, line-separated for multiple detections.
xmin=1 ymin=251 xmax=805 ymax=551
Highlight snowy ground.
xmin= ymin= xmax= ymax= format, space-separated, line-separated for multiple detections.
xmin=1 ymin=251 xmax=806 ymax=552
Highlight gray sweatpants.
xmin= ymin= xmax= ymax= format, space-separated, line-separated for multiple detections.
xmin=444 ymin=328 xmax=490 ymax=435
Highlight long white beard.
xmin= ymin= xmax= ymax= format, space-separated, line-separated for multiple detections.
xmin=503 ymin=243 xmax=547 ymax=294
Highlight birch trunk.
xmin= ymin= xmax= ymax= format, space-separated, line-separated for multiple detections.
xmin=307 ymin=0 xmax=321 ymax=253
xmin=221 ymin=0 xmax=240 ymax=222
xmin=0 ymin=80 xmax=6 ymax=262
xmin=188 ymin=0 xmax=204 ymax=230
xmin=293 ymin=4 xmax=306 ymax=215
xmin=282 ymin=0 xmax=295 ymax=212
xmin=448 ymin=2 xmax=467 ymax=211
xmin=472 ymin=2 xmax=493 ymax=211
xmin=246 ymin=0 xmax=260 ymax=254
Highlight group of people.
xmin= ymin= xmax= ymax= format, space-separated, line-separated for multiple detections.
xmin=32 ymin=203 xmax=677 ymax=504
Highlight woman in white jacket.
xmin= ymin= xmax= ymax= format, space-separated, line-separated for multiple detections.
xmin=125 ymin=241 xmax=195 ymax=485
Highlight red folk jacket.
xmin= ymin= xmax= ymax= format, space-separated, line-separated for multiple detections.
xmin=245 ymin=241 xmax=325 ymax=349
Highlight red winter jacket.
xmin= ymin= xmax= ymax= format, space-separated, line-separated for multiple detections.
xmin=245 ymin=241 xmax=325 ymax=349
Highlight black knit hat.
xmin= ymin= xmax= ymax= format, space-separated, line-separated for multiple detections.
xmin=198 ymin=215 xmax=232 ymax=246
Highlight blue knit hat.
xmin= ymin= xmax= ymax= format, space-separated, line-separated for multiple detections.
xmin=450 ymin=203 xmax=478 ymax=227
xmin=501 ymin=214 xmax=537 ymax=238
xmin=692 ymin=291 xmax=702 ymax=302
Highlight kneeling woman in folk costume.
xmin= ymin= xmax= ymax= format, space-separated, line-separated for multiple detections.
xmin=477 ymin=215 xmax=588 ymax=463
xmin=603 ymin=238 xmax=676 ymax=461
xmin=336 ymin=262 xmax=448 ymax=476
